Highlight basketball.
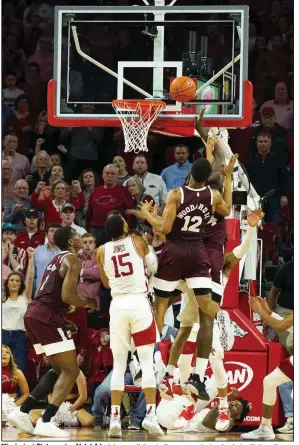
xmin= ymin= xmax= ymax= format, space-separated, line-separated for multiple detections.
xmin=170 ymin=76 xmax=197 ymax=103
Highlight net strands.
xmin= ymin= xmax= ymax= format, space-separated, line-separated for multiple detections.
xmin=112 ymin=100 xmax=166 ymax=153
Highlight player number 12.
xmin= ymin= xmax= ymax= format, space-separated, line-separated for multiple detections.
xmin=181 ymin=215 xmax=202 ymax=232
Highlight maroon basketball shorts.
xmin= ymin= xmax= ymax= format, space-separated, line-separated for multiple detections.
xmin=153 ymin=240 xmax=211 ymax=292
xmin=24 ymin=311 xmax=76 ymax=357
xmin=205 ymin=242 xmax=225 ymax=300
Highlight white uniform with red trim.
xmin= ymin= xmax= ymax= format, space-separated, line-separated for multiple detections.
xmin=103 ymin=236 xmax=159 ymax=352
xmin=157 ymin=380 xmax=218 ymax=431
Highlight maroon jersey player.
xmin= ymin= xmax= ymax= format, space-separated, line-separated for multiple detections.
xmin=8 ymin=226 xmax=97 ymax=439
xmin=140 ymin=157 xmax=236 ymax=400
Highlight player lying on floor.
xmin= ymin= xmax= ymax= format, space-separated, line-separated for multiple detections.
xmin=241 ymin=296 xmax=293 ymax=441
xmin=158 ymin=208 xmax=262 ymax=432
xmin=157 ymin=380 xmax=250 ymax=433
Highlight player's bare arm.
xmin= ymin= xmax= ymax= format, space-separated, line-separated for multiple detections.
xmin=212 ymin=189 xmax=231 ymax=217
xmin=97 ymin=246 xmax=110 ymax=289
xmin=249 ymin=296 xmax=293 ymax=332
xmin=140 ymin=188 xmax=181 ymax=235
xmin=60 ymin=255 xmax=97 ymax=308
xmin=223 ymin=208 xmax=263 ymax=272
xmin=135 ymin=234 xmax=158 ymax=275
xmin=195 ymin=107 xmax=209 ymax=142
xmin=221 ymin=154 xmax=238 ymax=210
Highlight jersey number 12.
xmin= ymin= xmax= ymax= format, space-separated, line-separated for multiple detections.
xmin=181 ymin=215 xmax=202 ymax=232
xmin=112 ymin=253 xmax=133 ymax=278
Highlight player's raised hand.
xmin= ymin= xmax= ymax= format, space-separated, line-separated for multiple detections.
xmin=222 ymin=154 xmax=238 ymax=177
xmin=247 ymin=208 xmax=264 ymax=227
xmin=204 ymin=135 xmax=218 ymax=154
xmin=140 ymin=199 xmax=154 ymax=216
xmin=195 ymin=105 xmax=206 ymax=130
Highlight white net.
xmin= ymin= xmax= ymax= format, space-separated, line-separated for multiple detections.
xmin=112 ymin=100 xmax=166 ymax=153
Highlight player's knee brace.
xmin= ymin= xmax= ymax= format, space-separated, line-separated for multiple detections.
xmin=262 ymin=368 xmax=288 ymax=406
xmin=137 ymin=345 xmax=156 ymax=388
xmin=31 ymin=369 xmax=59 ymax=400
xmin=193 ymin=288 xmax=212 ymax=296
xmin=110 ymin=353 xmax=127 ymax=391
xmin=210 ymin=357 xmax=227 ymax=389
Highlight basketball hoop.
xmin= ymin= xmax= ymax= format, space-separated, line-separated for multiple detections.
xmin=112 ymin=99 xmax=166 ymax=153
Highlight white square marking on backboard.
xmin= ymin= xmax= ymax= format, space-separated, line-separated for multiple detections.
xmin=117 ymin=61 xmax=183 ymax=112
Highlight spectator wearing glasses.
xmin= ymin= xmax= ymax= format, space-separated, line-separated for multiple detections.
xmin=3 ymin=180 xmax=31 ymax=232
xmin=161 ymin=145 xmax=193 ymax=191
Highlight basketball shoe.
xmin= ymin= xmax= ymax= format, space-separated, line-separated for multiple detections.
xmin=241 ymin=424 xmax=275 ymax=440
xmin=158 ymin=372 xmax=174 ymax=400
xmin=34 ymin=418 xmax=70 ymax=438
xmin=7 ymin=407 xmax=34 ymax=435
xmin=215 ymin=407 xmax=230 ymax=432
xmin=142 ymin=413 xmax=164 ymax=436
xmin=108 ymin=415 xmax=122 ymax=438
xmin=183 ymin=374 xmax=210 ymax=401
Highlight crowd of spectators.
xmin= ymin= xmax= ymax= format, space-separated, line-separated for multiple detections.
xmin=1 ymin=0 xmax=294 ymax=432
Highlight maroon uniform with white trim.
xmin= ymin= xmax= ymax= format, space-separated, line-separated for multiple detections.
xmin=204 ymin=213 xmax=227 ymax=300
xmin=24 ymin=252 xmax=76 ymax=356
xmin=103 ymin=236 xmax=158 ymax=351
xmin=154 ymin=186 xmax=213 ymax=292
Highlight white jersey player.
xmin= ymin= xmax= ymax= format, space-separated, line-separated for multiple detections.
xmin=96 ymin=214 xmax=163 ymax=438
xmin=157 ymin=380 xmax=249 ymax=433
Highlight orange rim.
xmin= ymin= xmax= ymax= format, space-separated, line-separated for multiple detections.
xmin=112 ymin=99 xmax=166 ymax=113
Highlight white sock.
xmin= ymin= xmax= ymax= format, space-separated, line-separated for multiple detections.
xmin=166 ymin=364 xmax=175 ymax=376
xmin=146 ymin=404 xmax=156 ymax=415
xmin=195 ymin=358 xmax=209 ymax=381
xmin=219 ymin=396 xmax=228 ymax=409
xmin=111 ymin=405 xmax=120 ymax=418
xmin=262 ymin=417 xmax=272 ymax=427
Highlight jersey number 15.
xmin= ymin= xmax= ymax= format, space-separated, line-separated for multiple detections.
xmin=112 ymin=253 xmax=133 ymax=278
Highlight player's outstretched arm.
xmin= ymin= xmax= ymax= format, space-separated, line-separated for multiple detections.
xmin=212 ymin=189 xmax=231 ymax=217
xmin=249 ymin=296 xmax=293 ymax=332
xmin=96 ymin=246 xmax=110 ymax=289
xmin=224 ymin=208 xmax=263 ymax=272
xmin=61 ymin=255 xmax=98 ymax=308
xmin=140 ymin=189 xmax=180 ymax=235
xmin=134 ymin=234 xmax=158 ymax=275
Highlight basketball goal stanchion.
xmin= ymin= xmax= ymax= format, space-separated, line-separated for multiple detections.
xmin=112 ymin=99 xmax=166 ymax=153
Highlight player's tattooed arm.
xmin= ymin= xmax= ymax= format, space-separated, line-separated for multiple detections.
xmin=96 ymin=246 xmax=110 ymax=289
xmin=61 ymin=255 xmax=98 ymax=308
xmin=140 ymin=189 xmax=180 ymax=235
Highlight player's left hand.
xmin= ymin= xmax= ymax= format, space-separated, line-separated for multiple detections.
xmin=247 ymin=208 xmax=264 ymax=227
xmin=64 ymin=319 xmax=78 ymax=335
xmin=140 ymin=200 xmax=154 ymax=216
xmin=222 ymin=154 xmax=238 ymax=177
xmin=230 ymin=387 xmax=239 ymax=398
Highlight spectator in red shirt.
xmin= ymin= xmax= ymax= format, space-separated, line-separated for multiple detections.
xmin=30 ymin=179 xmax=85 ymax=226
xmin=78 ymin=233 xmax=101 ymax=310
xmin=15 ymin=209 xmax=45 ymax=251
xmin=87 ymin=164 xmax=135 ymax=246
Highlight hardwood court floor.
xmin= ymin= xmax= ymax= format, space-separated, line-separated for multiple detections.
xmin=2 ymin=426 xmax=294 ymax=442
